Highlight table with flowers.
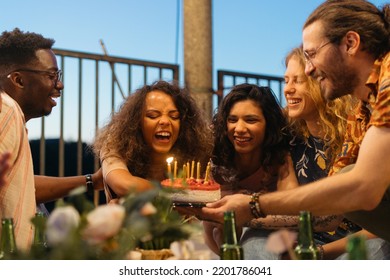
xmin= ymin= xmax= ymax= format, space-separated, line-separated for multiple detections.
xmin=9 ymin=185 xmax=217 ymax=260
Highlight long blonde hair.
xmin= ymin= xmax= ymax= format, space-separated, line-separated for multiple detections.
xmin=285 ymin=47 xmax=355 ymax=164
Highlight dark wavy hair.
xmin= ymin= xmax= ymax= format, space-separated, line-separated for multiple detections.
xmin=211 ymin=83 xmax=290 ymax=184
xmin=0 ymin=28 xmax=54 ymax=79
xmin=93 ymin=80 xmax=213 ymax=178
xmin=304 ymin=0 xmax=390 ymax=59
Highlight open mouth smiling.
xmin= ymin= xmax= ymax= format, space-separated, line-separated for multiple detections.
xmin=155 ymin=131 xmax=171 ymax=140
xmin=234 ymin=136 xmax=251 ymax=143
xmin=287 ymin=98 xmax=301 ymax=105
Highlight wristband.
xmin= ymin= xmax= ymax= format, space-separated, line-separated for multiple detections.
xmin=317 ymin=244 xmax=324 ymax=260
xmin=85 ymin=174 xmax=94 ymax=194
xmin=249 ymin=192 xmax=266 ymax=219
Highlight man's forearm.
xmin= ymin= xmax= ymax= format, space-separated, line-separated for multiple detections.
xmin=260 ymin=127 xmax=390 ymax=217
xmin=260 ymin=172 xmax=365 ymax=216
xmin=35 ymin=175 xmax=87 ymax=203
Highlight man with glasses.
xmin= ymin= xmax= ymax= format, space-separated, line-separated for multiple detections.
xmin=0 ymin=28 xmax=102 ymax=251
xmin=184 ymin=1 xmax=390 ymax=246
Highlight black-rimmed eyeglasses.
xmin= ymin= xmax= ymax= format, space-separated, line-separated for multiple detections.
xmin=303 ymin=41 xmax=332 ymax=65
xmin=8 ymin=68 xmax=63 ymax=85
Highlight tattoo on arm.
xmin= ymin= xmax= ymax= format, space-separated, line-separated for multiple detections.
xmin=248 ymin=214 xmax=342 ymax=232
xmin=248 ymin=215 xmax=299 ymax=230
xmin=312 ymin=215 xmax=342 ymax=232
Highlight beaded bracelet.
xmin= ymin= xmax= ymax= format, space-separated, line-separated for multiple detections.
xmin=317 ymin=244 xmax=324 ymax=260
xmin=85 ymin=174 xmax=94 ymax=194
xmin=249 ymin=192 xmax=266 ymax=219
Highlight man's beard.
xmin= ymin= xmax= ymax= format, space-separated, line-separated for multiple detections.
xmin=316 ymin=50 xmax=359 ymax=101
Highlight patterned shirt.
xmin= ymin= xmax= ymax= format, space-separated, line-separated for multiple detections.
xmin=289 ymin=135 xmax=361 ymax=244
xmin=0 ymin=92 xmax=36 ymax=251
xmin=290 ymin=135 xmax=329 ymax=185
xmin=330 ymin=52 xmax=390 ymax=175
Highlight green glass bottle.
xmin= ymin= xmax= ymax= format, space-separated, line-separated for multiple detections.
xmin=220 ymin=211 xmax=243 ymax=260
xmin=347 ymin=235 xmax=367 ymax=260
xmin=294 ymin=211 xmax=319 ymax=260
xmin=31 ymin=212 xmax=47 ymax=253
xmin=0 ymin=218 xmax=17 ymax=259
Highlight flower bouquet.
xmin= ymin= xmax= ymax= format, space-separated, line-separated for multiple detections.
xmin=20 ymin=184 xmax=199 ymax=260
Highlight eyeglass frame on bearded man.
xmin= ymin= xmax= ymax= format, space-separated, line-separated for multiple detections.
xmin=303 ymin=41 xmax=332 ymax=65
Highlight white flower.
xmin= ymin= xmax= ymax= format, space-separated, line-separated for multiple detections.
xmin=125 ymin=250 xmax=142 ymax=260
xmin=46 ymin=206 xmax=80 ymax=246
xmin=140 ymin=202 xmax=157 ymax=216
xmin=169 ymin=240 xmax=195 ymax=260
xmin=82 ymin=204 xmax=125 ymax=245
xmin=168 ymin=233 xmax=213 ymax=260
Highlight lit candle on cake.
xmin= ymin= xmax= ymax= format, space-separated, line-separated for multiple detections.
xmin=173 ymin=159 xmax=177 ymax=179
xmin=187 ymin=162 xmax=190 ymax=179
xmin=204 ymin=161 xmax=211 ymax=183
xmin=166 ymin=157 xmax=173 ymax=178
xmin=182 ymin=164 xmax=187 ymax=179
xmin=196 ymin=161 xmax=201 ymax=181
xmin=191 ymin=160 xmax=195 ymax=178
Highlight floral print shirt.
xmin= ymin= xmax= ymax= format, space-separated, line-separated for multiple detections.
xmin=330 ymin=52 xmax=390 ymax=175
xmin=289 ymin=135 xmax=329 ymax=185
xmin=289 ymin=135 xmax=361 ymax=244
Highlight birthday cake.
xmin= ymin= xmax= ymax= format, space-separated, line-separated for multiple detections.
xmin=160 ymin=178 xmax=221 ymax=203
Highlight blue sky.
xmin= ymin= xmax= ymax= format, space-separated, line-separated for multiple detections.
xmin=6 ymin=0 xmax=387 ymax=76
xmin=2 ymin=0 xmax=387 ymax=141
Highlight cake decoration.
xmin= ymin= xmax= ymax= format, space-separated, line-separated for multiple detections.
xmin=161 ymin=158 xmax=221 ymax=204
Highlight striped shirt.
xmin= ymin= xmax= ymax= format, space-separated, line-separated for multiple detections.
xmin=0 ymin=92 xmax=35 ymax=251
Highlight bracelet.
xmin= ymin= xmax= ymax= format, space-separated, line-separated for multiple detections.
xmin=317 ymin=244 xmax=324 ymax=260
xmin=249 ymin=192 xmax=266 ymax=219
xmin=85 ymin=174 xmax=94 ymax=194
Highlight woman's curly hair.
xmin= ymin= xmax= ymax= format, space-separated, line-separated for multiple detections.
xmin=211 ymin=84 xmax=290 ymax=184
xmin=93 ymin=80 xmax=213 ymax=178
xmin=284 ymin=47 xmax=355 ymax=164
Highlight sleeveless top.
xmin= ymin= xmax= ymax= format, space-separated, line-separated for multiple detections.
xmin=289 ymin=135 xmax=361 ymax=244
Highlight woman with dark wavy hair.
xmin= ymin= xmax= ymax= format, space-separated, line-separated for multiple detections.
xmin=211 ymin=84 xmax=294 ymax=187
xmin=93 ymin=80 xmax=213 ymax=202
xmin=203 ymin=84 xmax=298 ymax=259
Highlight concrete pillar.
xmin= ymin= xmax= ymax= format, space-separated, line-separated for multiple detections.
xmin=183 ymin=0 xmax=213 ymax=121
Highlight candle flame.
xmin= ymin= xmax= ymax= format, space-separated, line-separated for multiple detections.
xmin=166 ymin=157 xmax=174 ymax=164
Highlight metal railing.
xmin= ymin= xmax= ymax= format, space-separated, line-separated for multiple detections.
xmin=216 ymin=70 xmax=284 ymax=105
xmin=31 ymin=48 xmax=179 ymax=178
xmin=29 ymin=49 xmax=284 ymax=208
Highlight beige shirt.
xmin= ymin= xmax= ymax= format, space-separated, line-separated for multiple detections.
xmin=0 ymin=92 xmax=35 ymax=251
